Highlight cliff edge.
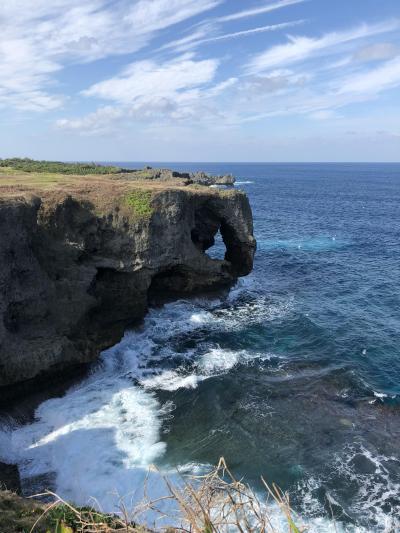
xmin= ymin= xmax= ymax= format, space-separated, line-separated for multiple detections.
xmin=0 ymin=172 xmax=255 ymax=391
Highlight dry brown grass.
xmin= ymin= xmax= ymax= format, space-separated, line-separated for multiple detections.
xmin=27 ymin=458 xmax=306 ymax=533
xmin=0 ymin=168 xmax=235 ymax=209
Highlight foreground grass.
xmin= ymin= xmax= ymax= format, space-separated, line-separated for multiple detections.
xmin=1 ymin=459 xmax=306 ymax=533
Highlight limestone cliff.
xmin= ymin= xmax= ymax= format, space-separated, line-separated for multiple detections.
xmin=0 ymin=173 xmax=255 ymax=391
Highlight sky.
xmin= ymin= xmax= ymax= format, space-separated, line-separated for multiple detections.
xmin=1 ymin=0 xmax=400 ymax=162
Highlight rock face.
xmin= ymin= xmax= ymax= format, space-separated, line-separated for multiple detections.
xmin=189 ymin=171 xmax=235 ymax=186
xmin=0 ymin=181 xmax=255 ymax=391
xmin=215 ymin=174 xmax=235 ymax=186
xmin=0 ymin=462 xmax=21 ymax=493
xmin=127 ymin=168 xmax=236 ymax=186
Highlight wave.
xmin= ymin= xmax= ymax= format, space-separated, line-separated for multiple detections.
xmin=295 ymin=443 xmax=400 ymax=532
xmin=0 ymin=280 xmax=290 ymax=515
xmin=1 ymin=276 xmax=397 ymax=531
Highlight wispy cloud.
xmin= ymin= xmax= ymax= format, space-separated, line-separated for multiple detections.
xmin=236 ymin=53 xmax=400 ymax=125
xmin=247 ymin=20 xmax=400 ymax=73
xmin=57 ymin=106 xmax=125 ymax=135
xmin=218 ymin=0 xmax=306 ymax=22
xmin=202 ymin=20 xmax=305 ymax=42
xmin=353 ymin=42 xmax=399 ymax=62
xmin=163 ymin=20 xmax=305 ymax=52
xmin=83 ymin=55 xmax=218 ymax=104
xmin=338 ymin=56 xmax=400 ymax=95
xmin=0 ymin=0 xmax=221 ymax=111
xmin=58 ymin=54 xmax=225 ymax=133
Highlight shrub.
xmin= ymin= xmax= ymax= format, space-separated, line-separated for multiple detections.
xmin=0 ymin=158 xmax=131 ymax=175
xmin=124 ymin=190 xmax=153 ymax=218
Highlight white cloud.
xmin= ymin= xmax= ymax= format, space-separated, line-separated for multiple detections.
xmin=57 ymin=54 xmax=225 ymax=133
xmin=163 ymin=20 xmax=305 ymax=52
xmin=338 ymin=56 xmax=400 ymax=95
xmin=207 ymin=20 xmax=304 ymax=43
xmin=160 ymin=26 xmax=214 ymax=53
xmin=123 ymin=0 xmax=220 ymax=34
xmin=57 ymin=107 xmax=124 ymax=135
xmin=241 ymin=69 xmax=309 ymax=96
xmin=234 ymin=54 xmax=400 ymax=124
xmin=218 ymin=0 xmax=306 ymax=22
xmin=83 ymin=55 xmax=218 ymax=104
xmin=353 ymin=42 xmax=399 ymax=62
xmin=247 ymin=20 xmax=400 ymax=73
xmin=309 ymin=109 xmax=338 ymax=120
xmin=0 ymin=0 xmax=221 ymax=111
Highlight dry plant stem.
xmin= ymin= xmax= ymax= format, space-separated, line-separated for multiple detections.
xmin=27 ymin=458 xmax=305 ymax=533
xmin=29 ymin=499 xmax=60 ymax=533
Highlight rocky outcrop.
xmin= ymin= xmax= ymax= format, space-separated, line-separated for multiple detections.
xmin=129 ymin=167 xmax=192 ymax=183
xmin=0 ymin=179 xmax=255 ymax=391
xmin=215 ymin=174 xmax=235 ymax=186
xmin=127 ymin=168 xmax=236 ymax=186
xmin=189 ymin=171 xmax=235 ymax=186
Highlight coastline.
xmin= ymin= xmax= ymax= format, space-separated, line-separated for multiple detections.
xmin=1 ymin=162 xmax=399 ymax=532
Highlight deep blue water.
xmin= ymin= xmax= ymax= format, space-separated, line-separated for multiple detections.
xmin=3 ymin=163 xmax=400 ymax=532
xmin=125 ymin=162 xmax=400 ymax=529
xmin=132 ymin=162 xmax=400 ymax=397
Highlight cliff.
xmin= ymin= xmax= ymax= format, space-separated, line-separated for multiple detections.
xmin=0 ymin=172 xmax=255 ymax=392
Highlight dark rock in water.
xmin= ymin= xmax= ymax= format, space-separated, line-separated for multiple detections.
xmin=190 ymin=171 xmax=215 ymax=186
xmin=190 ymin=171 xmax=236 ymax=186
xmin=0 ymin=462 xmax=21 ymax=493
xmin=0 ymin=176 xmax=255 ymax=393
xmin=126 ymin=167 xmax=192 ymax=183
xmin=128 ymin=167 xmax=236 ymax=187
xmin=215 ymin=174 xmax=235 ymax=186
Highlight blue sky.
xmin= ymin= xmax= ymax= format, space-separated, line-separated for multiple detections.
xmin=1 ymin=0 xmax=400 ymax=162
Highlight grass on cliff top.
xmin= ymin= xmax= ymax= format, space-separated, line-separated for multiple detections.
xmin=0 ymin=168 xmax=80 ymax=194
xmin=0 ymin=158 xmax=129 ymax=175
xmin=0 ymin=166 xmax=241 ymax=220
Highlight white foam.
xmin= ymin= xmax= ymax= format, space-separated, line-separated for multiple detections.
xmin=5 ymin=375 xmax=173 ymax=511
xmin=373 ymin=391 xmax=388 ymax=399
xmin=142 ymin=370 xmax=203 ymax=391
xmin=3 ymin=289 xmax=389 ymax=531
xmin=141 ymin=347 xmax=265 ymax=392
xmin=295 ymin=444 xmax=400 ymax=532
xmin=4 ymin=291 xmax=285 ymax=514
xmin=198 ymin=347 xmax=240 ymax=374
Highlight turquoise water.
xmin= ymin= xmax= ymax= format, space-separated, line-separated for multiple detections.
xmin=3 ymin=163 xmax=400 ymax=531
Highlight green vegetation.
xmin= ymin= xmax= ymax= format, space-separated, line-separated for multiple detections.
xmin=0 ymin=490 xmax=145 ymax=533
xmin=124 ymin=190 xmax=153 ymax=218
xmin=46 ymin=503 xmax=136 ymax=532
xmin=0 ymin=158 xmax=130 ymax=175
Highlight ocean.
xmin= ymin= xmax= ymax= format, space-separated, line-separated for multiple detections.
xmin=1 ymin=163 xmax=400 ymax=531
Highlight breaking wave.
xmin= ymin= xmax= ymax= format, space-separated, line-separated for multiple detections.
xmin=1 ymin=280 xmax=293 ymax=518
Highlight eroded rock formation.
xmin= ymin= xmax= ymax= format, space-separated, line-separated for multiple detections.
xmin=123 ymin=167 xmax=236 ymax=186
xmin=0 ymin=179 xmax=255 ymax=392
